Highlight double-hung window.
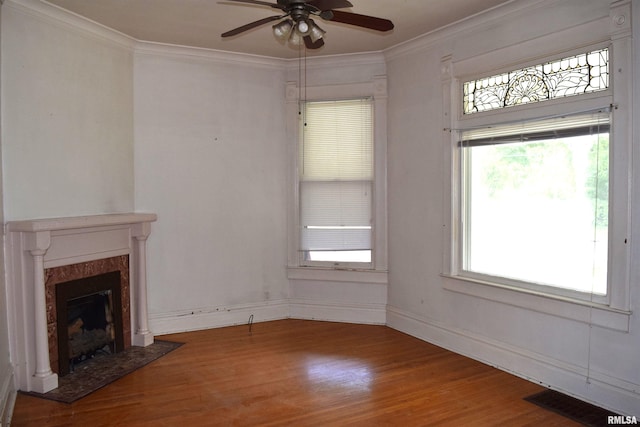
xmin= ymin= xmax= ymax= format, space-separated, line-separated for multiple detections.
xmin=299 ymin=98 xmax=374 ymax=267
xmin=460 ymin=111 xmax=610 ymax=297
xmin=449 ymin=46 xmax=627 ymax=305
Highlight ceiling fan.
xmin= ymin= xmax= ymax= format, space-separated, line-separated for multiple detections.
xmin=221 ymin=0 xmax=394 ymax=50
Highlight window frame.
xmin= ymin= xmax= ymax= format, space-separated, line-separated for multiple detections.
xmin=458 ymin=110 xmax=612 ymax=305
xmin=441 ymin=21 xmax=632 ymax=331
xmin=286 ymin=77 xmax=388 ymax=274
xmin=298 ymin=98 xmax=375 ymax=269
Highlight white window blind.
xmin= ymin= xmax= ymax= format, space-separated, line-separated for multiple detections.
xmin=460 ymin=111 xmax=611 ymax=145
xmin=300 ymin=98 xmax=373 ymax=263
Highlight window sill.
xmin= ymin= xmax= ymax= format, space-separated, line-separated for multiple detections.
xmin=288 ymin=266 xmax=388 ymax=284
xmin=442 ymin=274 xmax=631 ymax=332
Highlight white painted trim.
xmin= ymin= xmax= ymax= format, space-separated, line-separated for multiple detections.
xmin=386 ymin=305 xmax=640 ymax=417
xmin=6 ymin=214 xmax=157 ymax=392
xmin=287 ymin=267 xmax=388 ymax=284
xmin=289 ymin=299 xmax=386 ymax=325
xmin=134 ymin=41 xmax=286 ymax=70
xmin=4 ymin=0 xmax=135 ymax=50
xmin=6 ymin=213 xmax=156 ymax=233
xmin=286 ymin=76 xmax=389 ymax=273
xmin=149 ymin=300 xmax=289 ymax=335
xmin=150 ymin=298 xmax=387 ymax=334
xmin=0 ymin=363 xmax=15 ymax=427
xmin=284 ymin=51 xmax=386 ymax=73
xmin=443 ymin=275 xmax=631 ymax=332
xmin=384 ymin=0 xmax=570 ymax=61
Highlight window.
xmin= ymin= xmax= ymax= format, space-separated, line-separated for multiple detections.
xmin=299 ymin=98 xmax=374 ymax=266
xmin=463 ymin=48 xmax=609 ymax=114
xmin=449 ymin=45 xmax=623 ymax=304
xmin=286 ymin=77 xmax=388 ymax=279
xmin=460 ymin=112 xmax=610 ymax=296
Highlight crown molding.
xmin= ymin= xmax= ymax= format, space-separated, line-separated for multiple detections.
xmin=8 ymin=0 xmax=287 ymax=69
xmin=134 ymin=40 xmax=286 ymax=70
xmin=384 ymin=0 xmax=568 ymax=61
xmin=283 ymin=50 xmax=385 ymax=74
xmin=5 ymin=0 xmax=135 ymax=50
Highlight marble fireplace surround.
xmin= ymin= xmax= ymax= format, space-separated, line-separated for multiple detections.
xmin=46 ymin=255 xmax=131 ymax=376
xmin=6 ymin=213 xmax=156 ymax=393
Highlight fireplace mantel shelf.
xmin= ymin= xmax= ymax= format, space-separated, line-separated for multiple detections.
xmin=7 ymin=213 xmax=157 ymax=233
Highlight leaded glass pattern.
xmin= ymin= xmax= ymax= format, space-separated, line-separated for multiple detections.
xmin=463 ymin=48 xmax=609 ymax=114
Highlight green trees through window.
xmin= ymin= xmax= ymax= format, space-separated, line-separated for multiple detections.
xmin=463 ymin=129 xmax=609 ymax=295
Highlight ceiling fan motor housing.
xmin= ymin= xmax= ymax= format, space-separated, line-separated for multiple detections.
xmin=289 ymin=2 xmax=312 ymax=35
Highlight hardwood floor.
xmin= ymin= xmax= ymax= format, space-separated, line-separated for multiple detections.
xmin=11 ymin=319 xmax=579 ymax=426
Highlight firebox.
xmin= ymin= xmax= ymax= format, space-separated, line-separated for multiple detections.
xmin=55 ymin=271 xmax=125 ymax=376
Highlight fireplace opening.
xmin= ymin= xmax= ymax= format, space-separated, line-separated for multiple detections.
xmin=55 ymin=271 xmax=125 ymax=376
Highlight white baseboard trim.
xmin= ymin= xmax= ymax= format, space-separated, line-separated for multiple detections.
xmin=289 ymin=298 xmax=386 ymax=325
xmin=149 ymin=300 xmax=290 ymax=335
xmin=0 ymin=363 xmax=16 ymax=427
xmin=150 ymin=298 xmax=386 ymax=335
xmin=386 ymin=305 xmax=640 ymax=417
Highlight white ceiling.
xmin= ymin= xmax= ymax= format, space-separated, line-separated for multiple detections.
xmin=44 ymin=0 xmax=512 ymax=59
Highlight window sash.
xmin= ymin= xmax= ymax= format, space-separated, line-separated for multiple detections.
xmin=459 ymin=111 xmax=610 ymax=297
xmin=300 ymin=180 xmax=372 ymax=251
xmin=299 ymin=98 xmax=374 ymax=263
xmin=301 ymin=99 xmax=373 ymax=181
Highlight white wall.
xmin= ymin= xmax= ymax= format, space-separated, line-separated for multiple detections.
xmin=385 ymin=0 xmax=639 ymax=415
xmin=134 ymin=45 xmax=290 ymax=333
xmin=1 ymin=0 xmax=135 ymax=221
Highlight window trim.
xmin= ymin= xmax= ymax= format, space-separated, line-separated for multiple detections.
xmin=298 ymin=97 xmax=375 ymax=269
xmin=286 ymin=77 xmax=388 ymax=275
xmin=440 ymin=8 xmax=632 ymax=329
xmin=458 ymin=109 xmax=612 ymax=305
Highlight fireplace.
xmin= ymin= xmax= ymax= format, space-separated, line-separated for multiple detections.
xmin=45 ymin=256 xmax=131 ymax=376
xmin=6 ymin=213 xmax=157 ymax=393
xmin=54 ymin=270 xmax=125 ymax=376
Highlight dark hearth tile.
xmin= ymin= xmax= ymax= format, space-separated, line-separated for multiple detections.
xmin=21 ymin=340 xmax=182 ymax=404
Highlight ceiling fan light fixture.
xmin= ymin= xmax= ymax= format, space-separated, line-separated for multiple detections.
xmin=222 ymin=0 xmax=394 ymax=49
xmin=289 ymin=29 xmax=303 ymax=46
xmin=272 ymin=19 xmax=293 ymax=41
xmin=295 ymin=19 xmax=311 ymax=36
xmin=309 ymin=20 xmax=326 ymax=42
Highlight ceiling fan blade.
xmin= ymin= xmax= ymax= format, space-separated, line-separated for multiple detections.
xmin=307 ymin=0 xmax=353 ymax=11
xmin=304 ymin=35 xmax=325 ymax=49
xmin=221 ymin=15 xmax=284 ymax=37
xmin=327 ymin=10 xmax=394 ymax=32
xmin=221 ymin=0 xmax=285 ymax=10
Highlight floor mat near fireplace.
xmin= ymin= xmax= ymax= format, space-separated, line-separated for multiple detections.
xmin=22 ymin=340 xmax=183 ymax=404
xmin=524 ymin=389 xmax=616 ymax=426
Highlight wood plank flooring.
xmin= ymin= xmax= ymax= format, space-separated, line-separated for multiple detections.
xmin=11 ymin=319 xmax=579 ymax=426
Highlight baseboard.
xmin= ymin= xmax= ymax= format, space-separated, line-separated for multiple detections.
xmin=289 ymin=298 xmax=386 ymax=325
xmin=149 ymin=299 xmax=290 ymax=335
xmin=386 ymin=305 xmax=640 ymax=417
xmin=0 ymin=363 xmax=16 ymax=427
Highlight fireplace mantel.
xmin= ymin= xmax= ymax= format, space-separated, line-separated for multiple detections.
xmin=6 ymin=213 xmax=157 ymax=393
xmin=7 ymin=213 xmax=157 ymax=233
